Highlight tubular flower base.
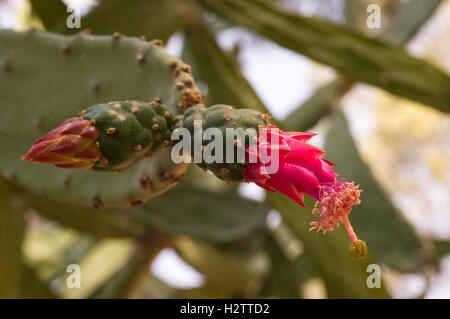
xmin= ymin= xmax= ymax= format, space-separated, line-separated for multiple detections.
xmin=22 ymin=117 xmax=101 ymax=169
xmin=243 ymin=126 xmax=366 ymax=258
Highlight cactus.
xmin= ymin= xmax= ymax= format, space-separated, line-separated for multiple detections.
xmin=15 ymin=31 xmax=366 ymax=257
xmin=0 ymin=29 xmax=201 ymax=208
xmin=24 ymin=102 xmax=272 ymax=182
xmin=180 ymin=104 xmax=271 ymax=182
xmin=22 ymin=98 xmax=366 ymax=252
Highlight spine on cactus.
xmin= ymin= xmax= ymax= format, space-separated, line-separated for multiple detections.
xmin=23 ymin=102 xmax=366 ymax=258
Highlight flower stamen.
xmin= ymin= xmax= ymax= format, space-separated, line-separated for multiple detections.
xmin=309 ymin=178 xmax=362 ymax=243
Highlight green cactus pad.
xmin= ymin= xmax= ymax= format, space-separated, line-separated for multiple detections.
xmin=180 ymin=104 xmax=271 ymax=182
xmin=0 ymin=29 xmax=202 ymax=208
xmin=82 ymin=100 xmax=178 ymax=171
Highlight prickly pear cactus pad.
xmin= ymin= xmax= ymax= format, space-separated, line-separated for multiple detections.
xmin=0 ymin=29 xmax=201 ymax=208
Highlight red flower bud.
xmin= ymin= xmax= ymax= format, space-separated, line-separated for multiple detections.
xmin=22 ymin=117 xmax=101 ymax=170
xmin=243 ymin=126 xmax=365 ymax=257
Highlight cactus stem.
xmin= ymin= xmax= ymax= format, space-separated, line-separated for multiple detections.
xmin=134 ymin=144 xmax=142 ymax=151
xmin=106 ymin=127 xmax=116 ymax=135
xmin=152 ymin=124 xmax=160 ymax=130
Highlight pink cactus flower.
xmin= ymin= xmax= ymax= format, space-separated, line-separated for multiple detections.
xmin=22 ymin=117 xmax=101 ymax=169
xmin=243 ymin=126 xmax=366 ymax=257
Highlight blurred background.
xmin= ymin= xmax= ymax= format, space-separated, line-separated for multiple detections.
xmin=0 ymin=0 xmax=449 ymax=299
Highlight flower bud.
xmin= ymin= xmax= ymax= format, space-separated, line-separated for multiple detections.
xmin=22 ymin=117 xmax=101 ymax=169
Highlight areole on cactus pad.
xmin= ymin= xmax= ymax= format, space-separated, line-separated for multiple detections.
xmin=23 ymin=101 xmax=367 ymax=258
